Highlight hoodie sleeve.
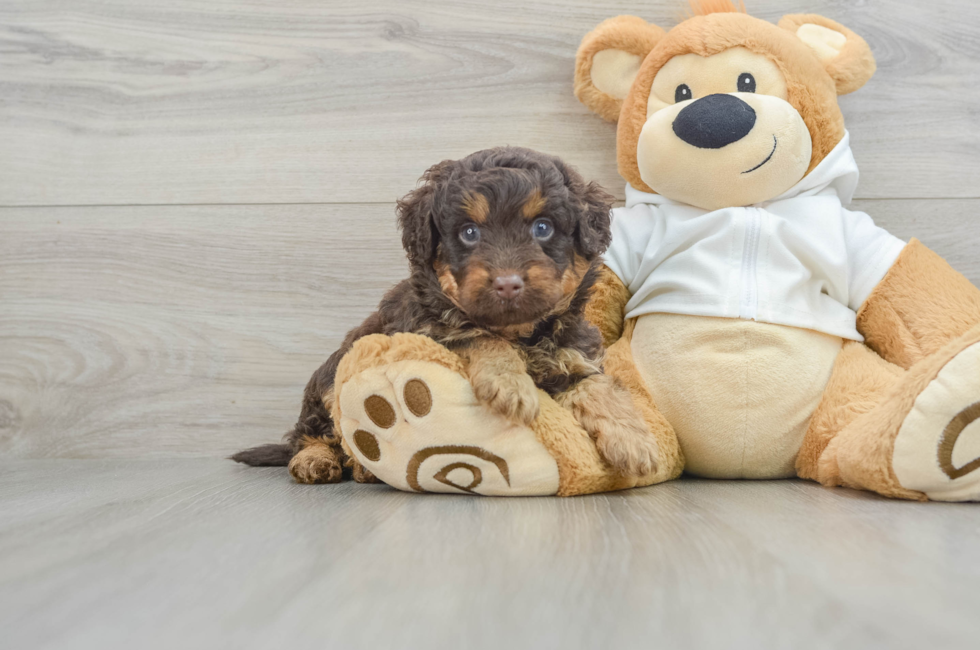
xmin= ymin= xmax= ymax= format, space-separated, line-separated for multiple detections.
xmin=601 ymin=204 xmax=658 ymax=288
xmin=842 ymin=208 xmax=906 ymax=311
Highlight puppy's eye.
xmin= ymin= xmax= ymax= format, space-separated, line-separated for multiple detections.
xmin=531 ymin=218 xmax=554 ymax=241
xmin=459 ymin=224 xmax=481 ymax=245
xmin=674 ymin=84 xmax=692 ymax=103
xmin=737 ymin=73 xmax=756 ymax=93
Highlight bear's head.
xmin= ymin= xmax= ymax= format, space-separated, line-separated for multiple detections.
xmin=574 ymin=0 xmax=876 ymax=210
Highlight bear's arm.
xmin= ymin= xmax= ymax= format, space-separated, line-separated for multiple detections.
xmin=585 ymin=203 xmax=656 ymax=347
xmin=585 ymin=264 xmax=631 ymax=347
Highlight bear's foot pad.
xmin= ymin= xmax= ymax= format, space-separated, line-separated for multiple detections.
xmin=336 ymin=360 xmax=560 ymax=496
xmin=894 ymin=340 xmax=980 ymax=501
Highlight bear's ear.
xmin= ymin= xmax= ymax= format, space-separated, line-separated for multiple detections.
xmin=575 ymin=16 xmax=666 ymax=122
xmin=778 ymin=14 xmax=876 ymax=95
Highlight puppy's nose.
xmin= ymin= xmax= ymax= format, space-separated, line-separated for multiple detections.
xmin=673 ymin=93 xmax=756 ymax=149
xmin=493 ymin=274 xmax=524 ymax=300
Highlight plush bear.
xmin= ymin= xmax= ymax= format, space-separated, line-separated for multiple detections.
xmin=331 ymin=0 xmax=980 ymax=500
xmin=572 ymin=0 xmax=980 ymax=501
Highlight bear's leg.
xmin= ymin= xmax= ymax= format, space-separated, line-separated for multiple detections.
xmin=332 ymin=331 xmax=679 ymax=496
xmin=333 ymin=333 xmax=555 ymax=495
xmin=800 ymin=327 xmax=980 ymax=501
xmin=796 ymin=342 xmax=905 ymax=490
xmin=857 ymin=239 xmax=980 ymax=368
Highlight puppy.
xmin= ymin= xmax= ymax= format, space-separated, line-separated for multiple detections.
xmin=233 ymin=147 xmax=659 ymax=483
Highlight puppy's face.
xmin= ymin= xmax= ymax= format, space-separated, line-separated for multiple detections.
xmin=399 ymin=148 xmax=614 ymax=328
xmin=434 ymin=181 xmax=584 ymax=328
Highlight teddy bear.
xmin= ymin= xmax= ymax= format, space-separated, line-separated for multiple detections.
xmin=328 ymin=0 xmax=980 ymax=500
xmin=572 ymin=0 xmax=980 ymax=501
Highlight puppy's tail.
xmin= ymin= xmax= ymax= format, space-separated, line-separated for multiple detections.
xmin=230 ymin=443 xmax=292 ymax=467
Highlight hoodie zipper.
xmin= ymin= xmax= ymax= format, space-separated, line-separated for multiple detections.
xmin=738 ymin=207 xmax=761 ymax=320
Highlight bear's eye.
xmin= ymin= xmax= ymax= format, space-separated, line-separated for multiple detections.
xmin=459 ymin=223 xmax=481 ymax=245
xmin=674 ymin=84 xmax=692 ymax=103
xmin=738 ymin=73 xmax=756 ymax=93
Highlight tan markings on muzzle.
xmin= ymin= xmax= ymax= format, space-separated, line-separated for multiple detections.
xmin=459 ymin=264 xmax=491 ymax=305
xmin=521 ymin=189 xmax=547 ymax=220
xmin=525 ymin=263 xmax=561 ymax=298
xmin=406 ymin=445 xmax=511 ymax=493
xmin=462 ymin=192 xmax=491 ymax=224
xmin=938 ymin=401 xmax=980 ymax=480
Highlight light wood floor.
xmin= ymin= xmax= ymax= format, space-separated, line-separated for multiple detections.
xmin=2 ymin=1 xmax=979 ymax=647
xmin=2 ymin=459 xmax=979 ymax=650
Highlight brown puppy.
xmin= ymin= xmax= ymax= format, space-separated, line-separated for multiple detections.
xmin=233 ymin=147 xmax=658 ymax=483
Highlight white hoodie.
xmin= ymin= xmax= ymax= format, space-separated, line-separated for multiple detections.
xmin=603 ymin=132 xmax=906 ymax=341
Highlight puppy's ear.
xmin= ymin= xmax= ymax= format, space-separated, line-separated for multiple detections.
xmin=557 ymin=162 xmax=614 ymax=259
xmin=397 ymin=160 xmax=454 ymax=268
xmin=576 ymin=181 xmax=615 ymax=259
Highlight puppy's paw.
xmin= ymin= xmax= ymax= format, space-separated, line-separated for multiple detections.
xmin=593 ymin=415 xmax=660 ymax=477
xmin=470 ymin=371 xmax=540 ymax=426
xmin=288 ymin=443 xmax=343 ymax=484
xmin=560 ymin=375 xmax=660 ymax=477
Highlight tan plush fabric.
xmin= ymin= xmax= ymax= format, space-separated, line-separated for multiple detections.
xmin=777 ymin=15 xmax=876 ymax=96
xmin=796 ymin=341 xmax=903 ymax=481
xmin=818 ymin=326 xmax=980 ymax=501
xmin=630 ymin=313 xmax=842 ymax=479
xmin=338 ymin=356 xmax=561 ymax=496
xmin=857 ymin=239 xmax=980 ymax=370
xmin=591 ymin=50 xmax=645 ymax=104
xmin=333 ymin=333 xmax=465 ymax=398
xmin=892 ymin=338 xmax=980 ymax=501
xmin=574 ymin=16 xmax=666 ymax=123
xmin=584 ymin=264 xmax=631 ymax=347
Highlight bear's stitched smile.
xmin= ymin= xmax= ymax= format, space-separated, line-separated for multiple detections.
xmin=742 ymin=136 xmax=778 ymax=174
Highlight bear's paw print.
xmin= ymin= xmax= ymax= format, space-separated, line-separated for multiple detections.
xmin=336 ymin=359 xmax=560 ymax=496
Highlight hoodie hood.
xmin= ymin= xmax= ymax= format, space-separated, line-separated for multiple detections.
xmin=625 ymin=131 xmax=859 ymax=210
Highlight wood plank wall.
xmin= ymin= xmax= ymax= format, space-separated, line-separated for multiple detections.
xmin=2 ymin=0 xmax=978 ymax=458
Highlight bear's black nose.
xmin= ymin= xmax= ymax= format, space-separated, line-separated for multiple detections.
xmin=672 ymin=93 xmax=757 ymax=149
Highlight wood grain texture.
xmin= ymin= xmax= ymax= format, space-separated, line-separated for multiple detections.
xmin=0 ymin=204 xmax=405 ymax=458
xmin=1 ymin=0 xmax=979 ymax=206
xmin=2 ymin=200 xmax=978 ymax=459
xmin=0 ymin=459 xmax=978 ymax=650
